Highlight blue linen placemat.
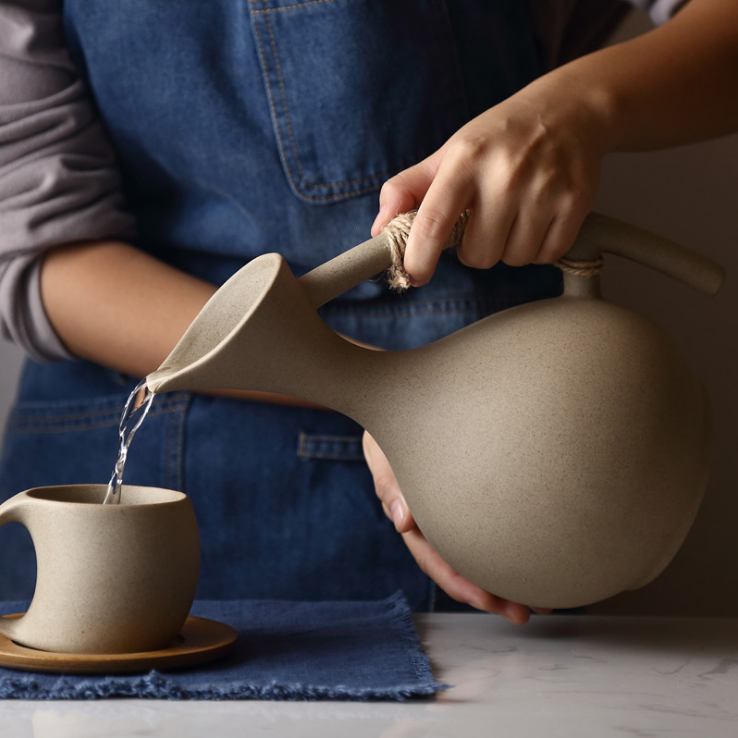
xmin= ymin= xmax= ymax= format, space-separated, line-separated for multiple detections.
xmin=0 ymin=592 xmax=448 ymax=700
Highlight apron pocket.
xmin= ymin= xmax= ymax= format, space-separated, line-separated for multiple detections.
xmin=249 ymin=0 xmax=468 ymax=202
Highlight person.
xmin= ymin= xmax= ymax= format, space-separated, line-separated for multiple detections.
xmin=0 ymin=0 xmax=736 ymax=624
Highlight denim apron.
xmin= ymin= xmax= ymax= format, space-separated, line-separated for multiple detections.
xmin=0 ymin=1 xmax=561 ymax=610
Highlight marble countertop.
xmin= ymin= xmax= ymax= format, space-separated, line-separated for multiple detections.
xmin=1 ymin=613 xmax=737 ymax=738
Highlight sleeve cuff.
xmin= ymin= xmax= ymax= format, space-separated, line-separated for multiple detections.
xmin=0 ymin=254 xmax=73 ymax=363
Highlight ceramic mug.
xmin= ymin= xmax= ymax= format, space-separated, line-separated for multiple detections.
xmin=0 ymin=484 xmax=200 ymax=654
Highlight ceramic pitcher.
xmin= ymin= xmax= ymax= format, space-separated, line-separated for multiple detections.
xmin=145 ymin=213 xmax=723 ymax=608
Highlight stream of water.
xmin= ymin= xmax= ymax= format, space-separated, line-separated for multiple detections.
xmin=103 ymin=378 xmax=156 ymax=505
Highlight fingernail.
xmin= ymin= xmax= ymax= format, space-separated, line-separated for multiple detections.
xmin=390 ymin=500 xmax=404 ymax=528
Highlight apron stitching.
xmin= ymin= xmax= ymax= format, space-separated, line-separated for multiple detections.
xmin=264 ymin=14 xmax=391 ymax=191
xmin=263 ymin=13 xmax=304 ymax=187
xmin=8 ymin=397 xmax=188 ymax=423
xmin=297 ymin=431 xmax=364 ymax=460
xmin=177 ymin=395 xmax=191 ymax=492
xmin=250 ymin=0 xmax=341 ymax=15
xmin=300 ymin=451 xmax=365 ymax=461
xmin=251 ymin=9 xmax=390 ymax=198
xmin=165 ymin=394 xmax=191 ymax=491
xmin=297 ymin=430 xmax=307 ymax=457
xmin=8 ymin=399 xmax=190 ymax=434
xmin=300 ymin=434 xmax=363 ymax=444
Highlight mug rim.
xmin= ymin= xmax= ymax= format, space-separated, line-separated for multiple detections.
xmin=23 ymin=484 xmax=187 ymax=507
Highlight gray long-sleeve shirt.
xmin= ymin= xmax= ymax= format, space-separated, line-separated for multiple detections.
xmin=0 ymin=0 xmax=686 ymax=362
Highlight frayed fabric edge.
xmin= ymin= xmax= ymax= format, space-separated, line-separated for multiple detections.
xmin=0 ymin=592 xmax=450 ymax=701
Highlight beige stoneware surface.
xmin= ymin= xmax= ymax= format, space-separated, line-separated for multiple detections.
xmin=147 ymin=213 xmax=723 ymax=609
xmin=0 ymin=485 xmax=200 ymax=654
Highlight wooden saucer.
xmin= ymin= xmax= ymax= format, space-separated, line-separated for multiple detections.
xmin=0 ymin=614 xmax=238 ymax=674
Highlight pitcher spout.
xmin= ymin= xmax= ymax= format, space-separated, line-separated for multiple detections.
xmin=145 ymin=253 xmax=376 ymax=418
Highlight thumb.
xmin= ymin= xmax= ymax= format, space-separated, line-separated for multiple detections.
xmin=371 ymin=151 xmax=442 ymax=237
xmin=362 ymin=431 xmax=414 ymax=533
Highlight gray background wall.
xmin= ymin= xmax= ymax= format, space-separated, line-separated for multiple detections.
xmin=0 ymin=11 xmax=735 ymax=614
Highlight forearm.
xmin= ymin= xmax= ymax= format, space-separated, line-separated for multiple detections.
xmin=41 ymin=240 xmax=215 ymax=377
xmin=548 ymin=0 xmax=738 ymax=152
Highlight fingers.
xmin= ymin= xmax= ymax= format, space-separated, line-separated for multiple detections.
xmin=370 ymin=151 xmax=441 ymax=238
xmin=362 ymin=430 xmax=542 ymax=625
xmin=401 ymin=149 xmax=475 ymax=285
xmin=400 ymin=526 xmax=532 ymax=625
xmin=371 ymin=147 xmax=478 ymax=286
xmin=453 ymin=199 xmax=512 ymax=271
xmin=402 ymin=190 xmax=473 ymax=285
xmin=374 ymin=162 xmax=589 ymax=282
xmin=532 ymin=204 xmax=591 ymax=265
xmin=362 ymin=431 xmax=415 ymax=533
xmin=370 ymin=94 xmax=603 ymax=281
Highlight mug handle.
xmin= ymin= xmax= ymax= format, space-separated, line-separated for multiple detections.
xmin=0 ymin=494 xmax=29 ymax=642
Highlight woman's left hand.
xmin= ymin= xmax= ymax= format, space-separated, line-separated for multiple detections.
xmin=362 ymin=430 xmax=551 ymax=624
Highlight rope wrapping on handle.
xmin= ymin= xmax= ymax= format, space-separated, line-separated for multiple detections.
xmin=381 ymin=210 xmax=602 ymax=291
xmin=382 ymin=210 xmax=470 ymax=291
xmin=556 ymin=256 xmax=604 ymax=277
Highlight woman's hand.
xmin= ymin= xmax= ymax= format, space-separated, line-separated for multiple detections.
xmin=362 ymin=431 xmax=550 ymax=624
xmin=370 ymin=72 xmax=611 ymax=285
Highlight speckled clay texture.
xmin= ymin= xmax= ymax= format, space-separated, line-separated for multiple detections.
xmin=0 ymin=485 xmax=200 ymax=653
xmin=147 ymin=213 xmax=723 ymax=608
